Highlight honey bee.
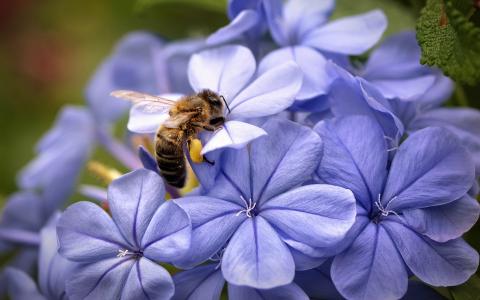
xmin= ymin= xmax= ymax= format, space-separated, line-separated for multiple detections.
xmin=111 ymin=89 xmax=229 ymax=188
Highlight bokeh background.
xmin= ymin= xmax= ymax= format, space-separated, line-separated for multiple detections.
xmin=0 ymin=0 xmax=479 ymax=233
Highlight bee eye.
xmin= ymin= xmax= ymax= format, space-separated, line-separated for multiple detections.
xmin=208 ymin=96 xmax=219 ymax=103
xmin=209 ymin=117 xmax=224 ymax=126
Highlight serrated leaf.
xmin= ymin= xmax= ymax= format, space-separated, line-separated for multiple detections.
xmin=416 ymin=0 xmax=480 ymax=85
xmin=449 ymin=275 xmax=480 ymax=300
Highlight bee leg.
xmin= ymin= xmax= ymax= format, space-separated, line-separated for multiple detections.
xmin=203 ymin=155 xmax=215 ymax=165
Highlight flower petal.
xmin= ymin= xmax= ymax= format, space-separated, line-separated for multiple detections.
xmin=295 ymin=265 xmax=343 ymax=300
xmin=121 ymin=258 xmax=174 ymax=300
xmin=331 ymin=223 xmax=408 ymax=300
xmin=57 ymin=201 xmax=128 ymax=262
xmin=86 ymin=32 xmax=165 ymax=122
xmin=327 ymin=62 xmax=404 ymax=140
xmin=251 ymin=118 xmax=322 ymax=204
xmin=222 ymin=216 xmax=294 ymax=289
xmin=368 ymin=75 xmax=436 ymax=100
xmin=5 ymin=268 xmax=46 ymax=300
xmin=201 ymin=121 xmax=267 ymax=155
xmin=38 ymin=213 xmax=76 ymax=299
xmin=188 ymin=45 xmax=255 ymax=100
xmin=258 ymin=46 xmax=331 ymax=100
xmin=228 ymin=282 xmax=309 ymax=300
xmin=127 ymin=93 xmax=182 ymax=134
xmin=207 ymin=10 xmax=260 ymax=45
xmin=314 ymin=116 xmax=388 ymax=212
xmin=173 ymin=264 xmax=225 ymax=300
xmin=141 ymin=201 xmax=191 ymax=263
xmin=403 ymin=195 xmax=480 ymax=243
xmin=282 ymin=0 xmax=334 ymax=43
xmin=108 ymin=169 xmax=165 ymax=249
xmin=409 ymin=107 xmax=480 ymax=173
xmin=303 ymin=10 xmax=387 ymax=55
xmin=383 ymin=127 xmax=475 ymax=211
xmin=173 ymin=196 xmax=244 ymax=268
xmin=383 ymin=220 xmax=479 ymax=286
xmin=65 ymin=257 xmax=135 ymax=300
xmin=260 ymin=184 xmax=356 ymax=248
xmin=228 ymin=62 xmax=302 ymax=118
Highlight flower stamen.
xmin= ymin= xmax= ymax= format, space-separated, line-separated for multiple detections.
xmin=374 ymin=194 xmax=399 ymax=218
xmin=236 ymin=195 xmax=256 ymax=218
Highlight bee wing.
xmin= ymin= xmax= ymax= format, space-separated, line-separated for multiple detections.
xmin=110 ymin=90 xmax=177 ymax=113
xmin=163 ymin=112 xmax=197 ymax=129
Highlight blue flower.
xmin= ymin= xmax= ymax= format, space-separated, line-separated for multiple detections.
xmin=351 ymin=31 xmax=452 ymax=101
xmin=86 ymin=31 xmax=205 ymax=123
xmin=5 ymin=213 xmax=76 ymax=300
xmin=173 ymin=118 xmax=356 ymax=289
xmin=127 ymin=45 xmax=303 ymax=154
xmin=257 ymin=0 xmax=386 ymax=101
xmin=314 ymin=116 xmax=479 ymax=299
xmin=173 ymin=263 xmax=309 ymax=300
xmin=57 ymin=169 xmax=191 ymax=299
xmin=17 ymin=106 xmax=95 ymax=209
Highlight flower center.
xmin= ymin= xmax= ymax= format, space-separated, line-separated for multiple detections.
xmin=116 ymin=249 xmax=143 ymax=258
xmin=235 ymin=195 xmax=257 ymax=218
xmin=372 ymin=194 xmax=399 ymax=223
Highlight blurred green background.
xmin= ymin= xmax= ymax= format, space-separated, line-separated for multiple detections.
xmin=0 ymin=0 xmax=478 ymax=202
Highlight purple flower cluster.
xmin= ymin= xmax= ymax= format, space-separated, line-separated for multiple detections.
xmin=1 ymin=1 xmax=480 ymax=300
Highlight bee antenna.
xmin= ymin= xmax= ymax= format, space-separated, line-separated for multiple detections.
xmin=220 ymin=95 xmax=231 ymax=114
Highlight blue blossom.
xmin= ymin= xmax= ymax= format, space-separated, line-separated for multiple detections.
xmin=17 ymin=106 xmax=95 ymax=209
xmin=313 ymin=116 xmax=479 ymax=300
xmin=5 ymin=213 xmax=76 ymax=300
xmin=257 ymin=0 xmax=386 ymax=101
xmin=173 ymin=118 xmax=356 ymax=289
xmin=57 ymin=169 xmax=191 ymax=299
xmin=86 ymin=31 xmax=205 ymax=123
xmin=173 ymin=263 xmax=309 ymax=300
xmin=127 ymin=45 xmax=303 ymax=154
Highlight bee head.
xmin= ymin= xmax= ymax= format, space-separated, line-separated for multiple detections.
xmin=199 ymin=89 xmax=230 ymax=113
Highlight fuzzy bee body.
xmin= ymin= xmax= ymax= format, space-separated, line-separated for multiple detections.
xmin=111 ymin=89 xmax=227 ymax=188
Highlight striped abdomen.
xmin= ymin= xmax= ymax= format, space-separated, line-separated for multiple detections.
xmin=155 ymin=126 xmax=186 ymax=188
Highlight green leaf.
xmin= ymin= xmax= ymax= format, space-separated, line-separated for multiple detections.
xmin=449 ymin=275 xmax=480 ymax=300
xmin=416 ymin=0 xmax=480 ymax=85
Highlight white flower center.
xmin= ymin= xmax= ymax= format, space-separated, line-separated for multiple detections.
xmin=236 ymin=195 xmax=257 ymax=218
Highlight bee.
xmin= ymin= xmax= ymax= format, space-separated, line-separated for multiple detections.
xmin=111 ymin=89 xmax=229 ymax=188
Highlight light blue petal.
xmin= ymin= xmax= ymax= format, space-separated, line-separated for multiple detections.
xmin=65 ymin=257 xmax=135 ymax=300
xmin=369 ymin=75 xmax=436 ymax=100
xmin=141 ymin=201 xmax=191 ymax=263
xmin=228 ymin=62 xmax=302 ymax=118
xmin=121 ymin=258 xmax=174 ymax=300
xmin=383 ymin=220 xmax=479 ymax=286
xmin=228 ymin=282 xmax=308 ymax=300
xmin=207 ymin=10 xmax=260 ymax=45
xmin=383 ymin=127 xmax=475 ymax=211
xmin=258 ymin=46 xmax=331 ymax=100
xmin=173 ymin=196 xmax=244 ymax=268
xmin=282 ymin=0 xmax=334 ymax=43
xmin=260 ymin=184 xmax=356 ymax=248
xmin=188 ymin=45 xmax=255 ymax=100
xmin=314 ymin=116 xmax=388 ymax=213
xmin=5 ymin=268 xmax=46 ymax=300
xmin=57 ymin=201 xmax=128 ymax=262
xmin=251 ymin=118 xmax=322 ymax=204
xmin=222 ymin=216 xmax=294 ymax=289
xmin=108 ymin=169 xmax=166 ymax=248
xmin=331 ymin=223 xmax=408 ymax=300
xmin=409 ymin=107 xmax=480 ymax=174
xmin=295 ymin=264 xmax=343 ymax=300
xmin=403 ymin=195 xmax=480 ymax=242
xmin=303 ymin=10 xmax=387 ymax=55
xmin=201 ymin=121 xmax=267 ymax=155
xmin=173 ymin=264 xmax=225 ymax=300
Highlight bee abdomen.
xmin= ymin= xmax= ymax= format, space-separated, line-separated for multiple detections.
xmin=155 ymin=131 xmax=186 ymax=188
